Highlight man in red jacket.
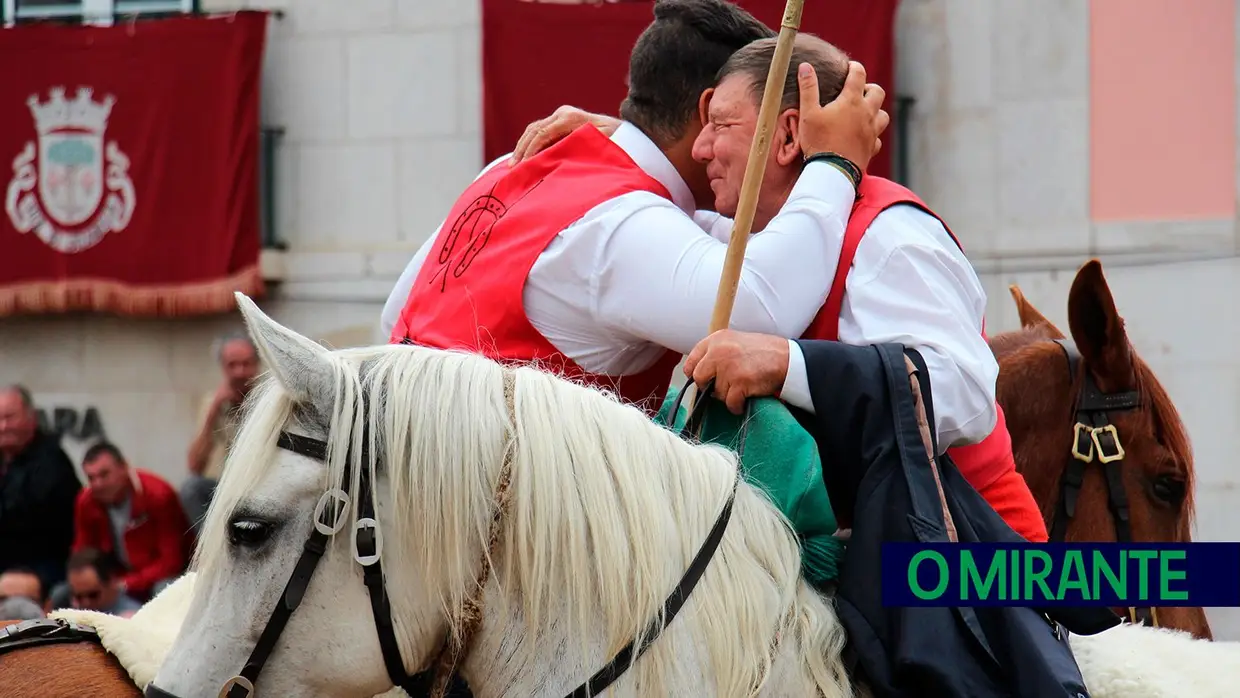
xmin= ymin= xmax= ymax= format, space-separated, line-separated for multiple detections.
xmin=70 ymin=441 xmax=192 ymax=601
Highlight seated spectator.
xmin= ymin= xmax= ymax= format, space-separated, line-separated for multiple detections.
xmin=0 ymin=594 xmax=43 ymax=621
xmin=66 ymin=548 xmax=141 ymax=617
xmin=70 ymin=441 xmax=192 ymax=602
xmin=0 ymin=384 xmax=81 ymax=592
xmin=183 ymin=333 xmax=258 ymax=534
xmin=0 ymin=566 xmax=47 ymax=613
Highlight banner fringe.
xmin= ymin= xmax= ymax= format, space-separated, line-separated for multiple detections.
xmin=0 ymin=266 xmax=266 ymax=318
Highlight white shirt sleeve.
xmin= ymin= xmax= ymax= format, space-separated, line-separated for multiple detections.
xmin=780 ymin=339 xmax=814 ymax=412
xmin=379 ymin=231 xmax=437 ymax=339
xmin=692 ymin=210 xmax=734 ymax=242
xmin=778 ymin=205 xmax=997 ymax=452
xmin=379 ymin=153 xmax=515 ymax=339
xmin=592 ymin=162 xmax=856 ymax=355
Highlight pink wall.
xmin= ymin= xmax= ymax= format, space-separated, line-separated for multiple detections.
xmin=1090 ymin=0 xmax=1235 ymax=221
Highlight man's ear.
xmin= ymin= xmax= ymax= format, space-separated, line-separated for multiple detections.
xmin=697 ymin=88 xmax=714 ymax=126
xmin=775 ymin=108 xmax=801 ymax=167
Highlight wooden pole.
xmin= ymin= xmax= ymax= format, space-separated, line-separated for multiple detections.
xmin=706 ymin=0 xmax=807 ymax=334
xmin=691 ymin=0 xmax=806 ymax=409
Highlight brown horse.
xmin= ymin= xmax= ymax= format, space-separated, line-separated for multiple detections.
xmin=989 ymin=259 xmax=1211 ymax=640
xmin=0 ymin=618 xmax=140 ymax=697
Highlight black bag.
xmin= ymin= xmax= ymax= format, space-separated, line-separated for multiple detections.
xmin=835 ymin=344 xmax=1120 ymax=698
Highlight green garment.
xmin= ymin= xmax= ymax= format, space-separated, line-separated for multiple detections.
xmin=654 ymin=385 xmax=846 ymax=590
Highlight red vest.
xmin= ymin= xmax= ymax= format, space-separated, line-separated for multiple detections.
xmin=805 ymin=177 xmax=1047 ymax=541
xmin=388 ymin=125 xmax=682 ymax=415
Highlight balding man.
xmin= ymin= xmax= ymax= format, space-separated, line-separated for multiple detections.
xmin=0 ymin=384 xmax=82 ymax=590
xmin=684 ymin=35 xmax=1046 ymax=542
xmin=182 ymin=333 xmax=259 ymax=531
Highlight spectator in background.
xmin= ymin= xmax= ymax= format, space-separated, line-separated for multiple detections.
xmin=0 ymin=595 xmax=44 ymax=621
xmin=0 ymin=567 xmax=47 ymax=613
xmin=69 ymin=441 xmax=191 ymax=602
xmin=0 ymin=384 xmax=81 ymax=592
xmin=183 ymin=332 xmax=259 ymax=532
xmin=66 ymin=548 xmax=141 ymax=617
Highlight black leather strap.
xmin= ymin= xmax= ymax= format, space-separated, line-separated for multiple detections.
xmin=667 ymin=378 xmax=753 ymax=461
xmin=0 ymin=618 xmax=101 ymax=657
xmin=564 ymin=465 xmax=739 ymax=698
xmin=355 ymin=450 xmax=423 ymax=692
xmin=227 ymin=432 xmax=349 ymax=698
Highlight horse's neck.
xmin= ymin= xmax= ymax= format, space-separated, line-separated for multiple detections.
xmin=460 ymin=585 xmax=841 ymax=698
xmin=453 ymin=497 xmax=850 ymax=698
xmin=459 ymin=557 xmax=713 ymax=696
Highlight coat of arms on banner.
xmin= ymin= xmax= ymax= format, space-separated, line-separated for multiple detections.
xmin=5 ymin=87 xmax=137 ymax=254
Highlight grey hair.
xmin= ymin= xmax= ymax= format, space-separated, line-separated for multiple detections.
xmin=0 ymin=595 xmax=43 ymax=621
xmin=212 ymin=332 xmax=257 ymax=363
xmin=0 ymin=384 xmax=33 ymax=409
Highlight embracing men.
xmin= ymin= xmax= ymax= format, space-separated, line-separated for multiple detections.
xmin=381 ymin=0 xmax=1046 ymax=543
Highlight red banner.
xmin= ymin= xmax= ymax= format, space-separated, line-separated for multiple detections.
xmin=482 ymin=0 xmax=899 ymax=178
xmin=0 ymin=12 xmax=268 ymax=317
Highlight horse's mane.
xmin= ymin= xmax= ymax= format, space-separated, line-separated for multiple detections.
xmin=195 ymin=343 xmax=850 ymax=697
xmin=990 ymin=326 xmax=1196 ymax=537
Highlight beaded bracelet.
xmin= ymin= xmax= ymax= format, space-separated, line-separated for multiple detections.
xmin=803 ymin=151 xmax=862 ymax=191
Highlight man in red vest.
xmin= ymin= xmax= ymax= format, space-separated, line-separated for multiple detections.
xmin=380 ymin=0 xmax=888 ymax=416
xmin=507 ymin=32 xmax=1046 ymax=542
xmin=682 ymin=36 xmax=1048 ymax=542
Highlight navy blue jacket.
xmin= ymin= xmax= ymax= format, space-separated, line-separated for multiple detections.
xmin=794 ymin=339 xmax=1119 ymax=698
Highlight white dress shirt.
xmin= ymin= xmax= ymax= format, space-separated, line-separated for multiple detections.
xmin=381 ymin=121 xmax=857 ymax=372
xmin=695 ymin=205 xmax=999 ymax=452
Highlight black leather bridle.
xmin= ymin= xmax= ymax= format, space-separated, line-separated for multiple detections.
xmin=1049 ymin=339 xmax=1156 ymax=628
xmin=145 ymin=376 xmax=739 ymax=698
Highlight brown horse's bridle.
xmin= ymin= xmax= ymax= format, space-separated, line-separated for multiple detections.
xmin=1050 ymin=339 xmax=1158 ymax=628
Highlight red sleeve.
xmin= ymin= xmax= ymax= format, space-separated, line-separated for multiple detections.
xmin=72 ymin=490 xmax=104 ymax=552
xmin=977 ymin=468 xmax=1049 ymax=543
xmin=122 ymin=484 xmax=191 ymax=597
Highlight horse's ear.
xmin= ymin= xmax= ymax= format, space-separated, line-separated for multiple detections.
xmin=1066 ymin=260 xmax=1134 ymax=390
xmin=234 ymin=292 xmax=336 ymax=407
xmin=1008 ymin=284 xmax=1064 ymax=338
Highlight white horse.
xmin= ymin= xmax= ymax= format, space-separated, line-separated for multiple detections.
xmin=149 ymin=293 xmax=854 ymax=698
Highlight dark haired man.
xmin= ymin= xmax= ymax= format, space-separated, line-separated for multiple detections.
xmin=66 ymin=548 xmax=141 ymax=617
xmin=71 ymin=441 xmax=191 ymax=601
xmin=382 ymin=0 xmax=887 ymax=415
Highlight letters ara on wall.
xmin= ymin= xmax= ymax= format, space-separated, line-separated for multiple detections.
xmin=5 ymin=86 xmax=137 ymax=254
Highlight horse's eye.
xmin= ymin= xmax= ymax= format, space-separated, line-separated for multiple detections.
xmin=1151 ymin=475 xmax=1186 ymax=504
xmin=228 ymin=518 xmax=275 ymax=548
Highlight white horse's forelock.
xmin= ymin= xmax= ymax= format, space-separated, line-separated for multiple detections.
xmin=195 ymin=340 xmax=852 ymax=697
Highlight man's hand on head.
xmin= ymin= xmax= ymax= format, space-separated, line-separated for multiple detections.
xmin=797 ymin=60 xmax=889 ymax=171
xmin=683 ymin=329 xmax=790 ymax=415
xmin=511 ymin=105 xmax=622 ymax=164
